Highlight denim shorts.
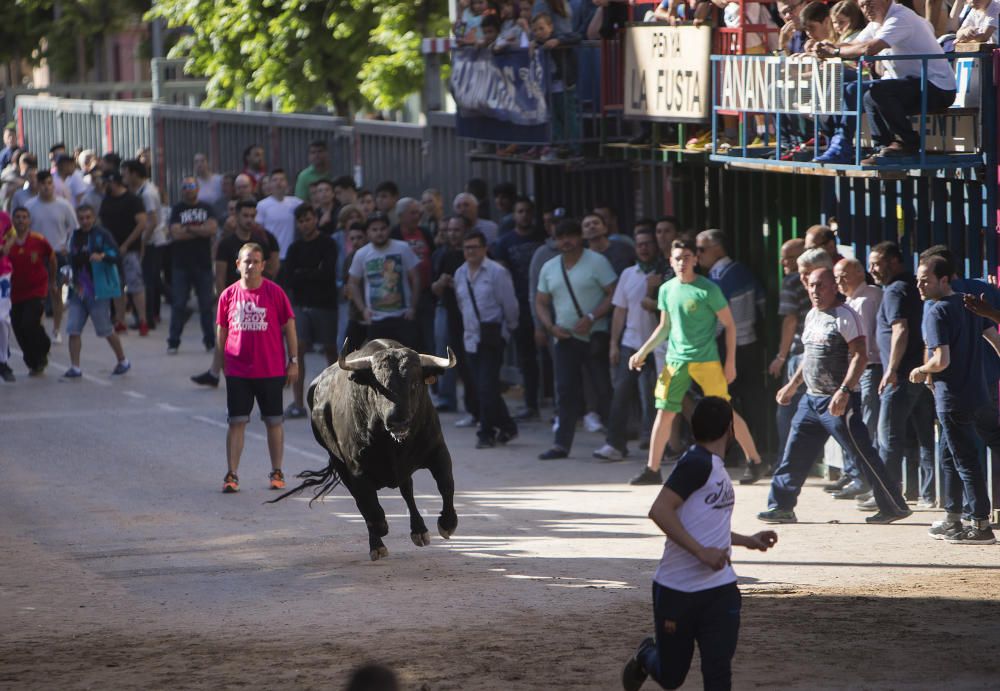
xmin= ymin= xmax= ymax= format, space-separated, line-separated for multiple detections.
xmin=120 ymin=252 xmax=145 ymax=294
xmin=67 ymin=294 xmax=114 ymax=338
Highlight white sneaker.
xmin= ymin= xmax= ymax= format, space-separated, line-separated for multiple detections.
xmin=454 ymin=414 xmax=477 ymax=428
xmin=583 ymin=412 xmax=605 ymax=433
xmin=551 ymin=416 xmax=559 ymax=433
xmin=592 ymin=444 xmax=624 ymax=461
xmin=52 ymin=330 xmax=63 ymax=344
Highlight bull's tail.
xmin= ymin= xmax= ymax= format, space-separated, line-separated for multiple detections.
xmin=266 ymin=460 xmax=343 ymax=506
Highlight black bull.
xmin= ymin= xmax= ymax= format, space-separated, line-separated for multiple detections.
xmin=272 ymin=339 xmax=458 ymax=561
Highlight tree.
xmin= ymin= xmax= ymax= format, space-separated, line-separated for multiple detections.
xmin=148 ymin=0 xmax=448 ymax=115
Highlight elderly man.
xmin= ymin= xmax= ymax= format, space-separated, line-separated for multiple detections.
xmin=696 ymin=229 xmax=767 ymax=484
xmin=453 ymin=192 xmax=498 ymax=244
xmin=759 ymin=268 xmax=910 ymax=525
xmin=832 ymin=257 xmax=882 ymax=499
xmin=814 ymin=0 xmax=957 ymax=164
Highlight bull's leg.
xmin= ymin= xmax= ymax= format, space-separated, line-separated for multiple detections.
xmin=426 ymin=445 xmax=458 ymax=539
xmin=399 ymin=475 xmax=430 ymax=547
xmin=338 ymin=470 xmax=390 ymax=561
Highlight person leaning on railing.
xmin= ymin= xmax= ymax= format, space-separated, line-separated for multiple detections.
xmin=812 ymin=0 xmax=957 ymax=165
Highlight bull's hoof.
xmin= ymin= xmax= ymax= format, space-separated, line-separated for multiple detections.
xmin=411 ymin=531 xmax=431 ymax=547
xmin=369 ymin=545 xmax=389 ymax=561
xmin=438 ymin=513 xmax=458 ymax=539
xmin=437 ymin=524 xmax=455 ymax=539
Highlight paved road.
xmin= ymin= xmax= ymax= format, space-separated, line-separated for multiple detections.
xmin=2 ymin=314 xmax=999 ymax=689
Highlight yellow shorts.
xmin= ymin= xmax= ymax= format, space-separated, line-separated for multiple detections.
xmin=654 ymin=360 xmax=730 ymax=412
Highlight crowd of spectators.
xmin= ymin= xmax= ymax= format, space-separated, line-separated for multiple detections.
xmin=0 ymin=125 xmax=997 ymax=541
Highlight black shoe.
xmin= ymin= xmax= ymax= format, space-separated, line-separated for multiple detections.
xmin=866 ymin=510 xmax=912 ymax=525
xmin=622 ymin=637 xmax=653 ymax=691
xmin=538 ymin=447 xmax=568 ymax=460
xmin=0 ymin=363 xmax=14 ymax=383
xmin=739 ymin=461 xmax=762 ymax=485
xmin=945 ymin=525 xmax=996 ymax=545
xmin=823 ymin=476 xmax=852 ymax=493
xmin=497 ymin=428 xmax=518 ymax=445
xmin=629 ymin=468 xmax=663 ymax=486
xmin=476 ymin=438 xmax=496 ymax=449
xmin=832 ymin=479 xmax=869 ymax=500
xmin=191 ymin=370 xmax=220 ymax=387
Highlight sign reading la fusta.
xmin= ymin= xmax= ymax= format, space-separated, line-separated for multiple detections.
xmin=716 ymin=55 xmax=844 ymax=115
xmin=624 ymin=25 xmax=712 ymax=122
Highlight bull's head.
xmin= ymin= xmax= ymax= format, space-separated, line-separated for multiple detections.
xmin=339 ymin=341 xmax=456 ymax=442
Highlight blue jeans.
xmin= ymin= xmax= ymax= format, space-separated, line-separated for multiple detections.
xmin=775 ymin=353 xmax=804 ymax=464
xmin=938 ymin=408 xmax=992 ymax=523
xmin=639 ymin=581 xmax=741 ymax=691
xmin=168 ymin=264 xmax=215 ymax=349
xmin=606 ymin=345 xmax=656 ymax=453
xmin=770 ymin=392 xmax=909 ymax=515
xmin=878 ymin=381 xmax=935 ymax=497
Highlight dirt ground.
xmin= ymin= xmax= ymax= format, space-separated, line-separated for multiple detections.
xmin=2 ymin=327 xmax=1000 ymax=689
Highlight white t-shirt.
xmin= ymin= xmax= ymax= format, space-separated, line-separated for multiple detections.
xmin=960 ymin=1 xmax=1000 ymax=36
xmin=53 ymin=170 xmax=88 ymax=205
xmin=846 ymin=284 xmax=883 ymax=365
xmin=348 ymin=240 xmax=420 ymax=321
xmin=256 ymin=195 xmax=303 ymax=259
xmin=196 ymin=174 xmax=223 ymax=205
xmin=654 ymin=446 xmax=737 ymax=593
xmin=802 ymin=304 xmax=864 ymax=395
xmin=611 ymin=265 xmax=659 ymax=351
xmin=139 ymin=182 xmax=168 ymax=247
xmin=855 ymin=2 xmax=957 ymax=90
xmin=25 ymin=196 xmax=77 ymax=253
xmin=723 ymin=1 xmax=769 ymax=50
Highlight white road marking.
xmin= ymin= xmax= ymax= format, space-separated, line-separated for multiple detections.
xmin=123 ymin=390 xmax=146 ymax=399
xmin=157 ymin=402 xmax=183 ymax=412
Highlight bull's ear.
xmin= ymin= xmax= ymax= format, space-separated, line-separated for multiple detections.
xmin=349 ymin=370 xmax=375 ymax=386
xmin=421 ymin=366 xmax=446 ymax=383
xmin=424 ymin=375 xmax=438 ymax=386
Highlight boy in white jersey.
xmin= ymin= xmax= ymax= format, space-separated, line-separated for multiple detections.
xmin=623 ymin=397 xmax=778 ymax=691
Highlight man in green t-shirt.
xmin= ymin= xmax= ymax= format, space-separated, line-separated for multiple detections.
xmin=627 ymin=238 xmax=763 ymax=485
xmin=293 ymin=141 xmax=331 ymax=201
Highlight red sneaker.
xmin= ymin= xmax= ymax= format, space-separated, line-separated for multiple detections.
xmin=222 ymin=472 xmax=239 ymax=493
xmin=114 ymin=321 xmax=127 ymax=334
xmin=138 ymin=321 xmax=149 ymax=337
xmin=269 ymin=469 xmax=286 ymax=490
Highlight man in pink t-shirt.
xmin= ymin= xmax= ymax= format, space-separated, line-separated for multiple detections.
xmin=216 ymin=242 xmax=298 ymax=493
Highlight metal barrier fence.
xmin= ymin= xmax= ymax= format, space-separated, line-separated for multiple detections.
xmin=14 ymin=96 xmax=504 ymax=207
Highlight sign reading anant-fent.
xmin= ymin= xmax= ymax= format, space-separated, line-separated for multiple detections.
xmin=716 ymin=55 xmax=844 ymax=115
xmin=624 ymin=25 xmax=712 ymax=122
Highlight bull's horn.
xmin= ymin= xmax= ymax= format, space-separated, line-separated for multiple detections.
xmin=419 ymin=347 xmax=456 ymax=369
xmin=338 ymin=339 xmax=373 ymax=371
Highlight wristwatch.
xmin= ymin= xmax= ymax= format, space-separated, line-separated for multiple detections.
xmin=838 ymin=385 xmax=850 ymax=393
xmin=586 ymin=312 xmax=596 ymax=321
xmin=289 ymin=356 xmax=299 ymax=365
xmin=834 ymin=46 xmax=841 ymax=57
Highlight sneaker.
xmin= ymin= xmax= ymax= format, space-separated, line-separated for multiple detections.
xmin=813 ymin=133 xmax=853 ymax=164
xmin=538 ymin=447 xmax=569 ymax=461
xmin=856 ymin=496 xmax=878 ymax=512
xmin=513 ymin=408 xmax=540 ymax=422
xmin=823 ymin=476 xmax=852 ymax=493
xmin=52 ymin=330 xmax=63 ymax=344
xmin=928 ymin=519 xmax=963 ymax=540
xmin=63 ymin=367 xmax=83 ymax=379
xmin=739 ymin=461 xmax=762 ymax=485
xmin=945 ymin=525 xmax=996 ymax=545
xmin=284 ymin=404 xmax=307 ymax=419
xmin=832 ymin=479 xmax=869 ymax=500
xmin=622 ymin=637 xmax=653 ymax=691
xmin=757 ymin=508 xmax=798 ymax=524
xmin=629 ymin=467 xmax=663 ymax=485
xmin=583 ymin=412 xmax=605 ymax=433
xmin=497 ymin=428 xmax=518 ymax=445
xmin=476 ymin=438 xmax=496 ymax=449
xmin=855 ymin=490 xmax=873 ymax=502
xmin=593 ymin=444 xmax=625 ymax=462
xmin=268 ymin=469 xmax=286 ymax=490
xmin=111 ymin=360 xmax=131 ymax=376
xmin=454 ymin=414 xmax=477 ymax=428
xmin=114 ymin=321 xmax=128 ymax=334
xmin=191 ymin=370 xmax=220 ymax=387
xmin=223 ymin=472 xmax=240 ymax=493
xmin=167 ymin=347 xmax=179 ymax=355
xmin=865 ymin=510 xmax=912 ymax=525
xmin=0 ymin=363 xmax=15 ymax=382
xmin=916 ymin=497 xmax=937 ymax=509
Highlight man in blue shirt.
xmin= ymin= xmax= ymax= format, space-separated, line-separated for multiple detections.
xmin=869 ymin=241 xmax=934 ymax=503
xmin=912 ymin=255 xmax=1000 ymax=545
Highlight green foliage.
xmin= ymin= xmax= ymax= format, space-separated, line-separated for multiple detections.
xmin=148 ymin=0 xmax=449 ymax=114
